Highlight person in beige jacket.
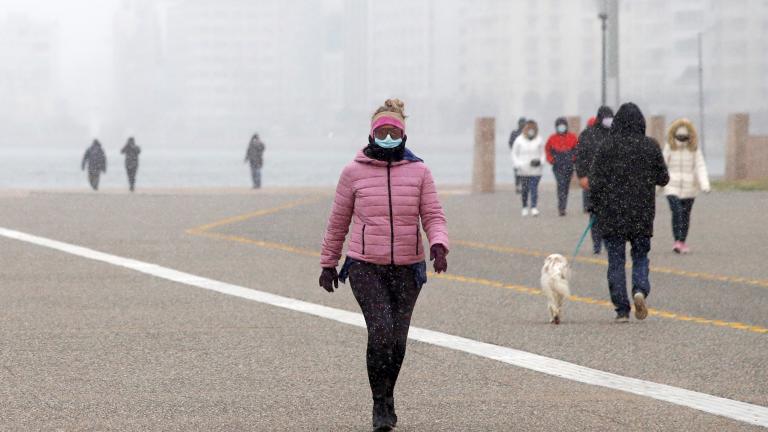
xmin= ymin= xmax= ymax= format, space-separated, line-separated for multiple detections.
xmin=662 ymin=118 xmax=710 ymax=254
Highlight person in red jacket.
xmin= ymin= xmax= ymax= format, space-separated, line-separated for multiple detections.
xmin=546 ymin=117 xmax=578 ymax=216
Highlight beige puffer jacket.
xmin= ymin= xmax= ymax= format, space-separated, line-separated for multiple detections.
xmin=662 ymin=118 xmax=710 ymax=199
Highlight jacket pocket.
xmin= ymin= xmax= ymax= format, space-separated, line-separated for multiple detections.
xmin=361 ymin=224 xmax=366 ymax=255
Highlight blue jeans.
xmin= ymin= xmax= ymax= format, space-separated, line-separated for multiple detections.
xmin=250 ymin=165 xmax=262 ymax=188
xmin=519 ymin=175 xmax=541 ymax=208
xmin=604 ymin=236 xmax=651 ymax=315
xmin=553 ymin=165 xmax=573 ymax=213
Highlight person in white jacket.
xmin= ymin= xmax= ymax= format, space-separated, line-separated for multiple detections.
xmin=662 ymin=118 xmax=710 ymax=254
xmin=512 ymin=120 xmax=546 ymax=216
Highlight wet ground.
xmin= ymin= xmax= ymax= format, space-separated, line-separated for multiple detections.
xmin=0 ymin=186 xmax=766 ymax=431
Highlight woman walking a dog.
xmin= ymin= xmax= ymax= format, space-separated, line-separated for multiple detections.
xmin=319 ymin=98 xmax=449 ymax=432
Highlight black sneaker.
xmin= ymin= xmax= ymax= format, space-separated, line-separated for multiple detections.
xmin=615 ymin=313 xmax=629 ymax=323
xmin=372 ymin=399 xmax=393 ymax=431
xmin=385 ymin=396 xmax=397 ymax=427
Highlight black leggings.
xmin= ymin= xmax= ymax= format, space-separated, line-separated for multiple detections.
xmin=667 ymin=195 xmax=695 ymax=242
xmin=348 ymin=262 xmax=422 ymax=402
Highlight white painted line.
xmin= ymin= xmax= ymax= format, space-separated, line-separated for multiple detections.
xmin=1 ymin=226 xmax=766 ymax=428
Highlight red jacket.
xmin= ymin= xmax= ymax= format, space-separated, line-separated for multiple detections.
xmin=545 ymin=132 xmax=578 ymax=165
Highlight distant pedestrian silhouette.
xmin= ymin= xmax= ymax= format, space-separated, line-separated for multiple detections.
xmin=81 ymin=139 xmax=107 ymax=191
xmin=121 ymin=137 xmax=141 ymax=192
xmin=244 ymin=133 xmax=265 ymax=189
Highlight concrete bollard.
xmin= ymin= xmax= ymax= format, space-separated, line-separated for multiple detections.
xmin=472 ymin=117 xmax=495 ymax=193
xmin=566 ymin=116 xmax=581 ymax=188
xmin=725 ymin=113 xmax=750 ymax=181
xmin=647 ymin=115 xmax=666 ymax=146
xmin=566 ymin=116 xmax=582 ymax=135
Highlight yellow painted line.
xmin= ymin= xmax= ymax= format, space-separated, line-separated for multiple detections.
xmin=429 ymin=272 xmax=768 ymax=335
xmin=184 ymin=198 xmax=768 ymax=335
xmin=453 ymin=239 xmax=768 ymax=289
xmin=190 ymin=230 xmax=321 ymax=258
xmin=187 ymin=196 xmax=324 ymax=233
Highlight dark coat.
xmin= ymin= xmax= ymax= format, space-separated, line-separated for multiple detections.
xmin=245 ymin=139 xmax=265 ymax=168
xmin=575 ymin=106 xmax=613 ymax=179
xmin=121 ymin=141 xmax=141 ymax=169
xmin=590 ymin=103 xmax=669 ymax=240
xmin=82 ymin=142 xmax=107 ymax=173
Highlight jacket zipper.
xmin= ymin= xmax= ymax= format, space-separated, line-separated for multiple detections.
xmin=387 ymin=162 xmax=395 ymax=265
xmin=362 ymin=224 xmax=366 ymax=255
xmin=416 ymin=224 xmax=420 ymax=255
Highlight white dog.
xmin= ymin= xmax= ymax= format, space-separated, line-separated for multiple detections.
xmin=540 ymin=254 xmax=571 ymax=324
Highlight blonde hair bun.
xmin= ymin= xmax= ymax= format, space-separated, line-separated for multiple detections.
xmin=372 ymin=98 xmax=407 ymax=121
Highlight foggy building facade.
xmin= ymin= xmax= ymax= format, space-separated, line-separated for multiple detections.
xmin=0 ymin=14 xmax=82 ymax=145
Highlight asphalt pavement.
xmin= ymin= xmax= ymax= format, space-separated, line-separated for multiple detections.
xmin=0 ymin=186 xmax=765 ymax=431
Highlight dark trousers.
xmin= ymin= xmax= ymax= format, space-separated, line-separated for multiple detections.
xmin=250 ymin=164 xmax=262 ymax=189
xmin=514 ymin=168 xmax=521 ymax=193
xmin=88 ymin=171 xmax=100 ymax=191
xmin=604 ymin=236 xmax=651 ymax=315
xmin=348 ymin=262 xmax=422 ymax=402
xmin=667 ymin=195 xmax=695 ymax=242
xmin=519 ymin=175 xmax=541 ymax=208
xmin=583 ymin=190 xmax=603 ymax=253
xmin=127 ymin=166 xmax=138 ymax=191
xmin=553 ymin=165 xmax=574 ymax=213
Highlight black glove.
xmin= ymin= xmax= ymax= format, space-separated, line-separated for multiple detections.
xmin=430 ymin=244 xmax=448 ymax=274
xmin=319 ymin=267 xmax=339 ymax=293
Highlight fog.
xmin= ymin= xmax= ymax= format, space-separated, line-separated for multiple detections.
xmin=1 ymin=0 xmax=766 ymax=187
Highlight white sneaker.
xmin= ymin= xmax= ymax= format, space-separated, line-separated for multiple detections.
xmin=522 ymin=208 xmax=529 ymax=217
xmin=531 ymin=208 xmax=540 ymax=217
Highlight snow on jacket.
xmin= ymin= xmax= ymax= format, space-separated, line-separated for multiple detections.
xmin=545 ymin=132 xmax=578 ymax=167
xmin=662 ymin=118 xmax=710 ymax=199
xmin=320 ymin=148 xmax=449 ymax=268
xmin=511 ymin=135 xmax=546 ymax=176
xmin=590 ymin=103 xmax=669 ymax=239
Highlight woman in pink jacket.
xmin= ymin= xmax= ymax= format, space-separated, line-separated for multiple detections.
xmin=319 ymin=99 xmax=449 ymax=431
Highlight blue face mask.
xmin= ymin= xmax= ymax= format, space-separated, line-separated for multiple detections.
xmin=556 ymin=125 xmax=567 ymax=134
xmin=374 ymin=134 xmax=403 ymax=149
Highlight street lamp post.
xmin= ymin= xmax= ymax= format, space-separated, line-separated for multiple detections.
xmin=599 ymin=12 xmax=608 ymax=107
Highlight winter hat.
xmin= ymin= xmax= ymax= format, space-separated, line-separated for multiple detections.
xmin=587 ymin=116 xmax=597 ymax=127
xmin=371 ymin=98 xmax=406 ymax=137
xmin=555 ymin=117 xmax=568 ymax=131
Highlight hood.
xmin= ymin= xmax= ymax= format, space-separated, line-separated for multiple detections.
xmin=666 ymin=118 xmax=698 ymax=151
xmin=595 ymin=106 xmax=614 ymax=127
xmin=354 ymin=147 xmax=422 ymax=166
xmin=522 ymin=121 xmax=539 ymax=139
xmin=612 ymin=102 xmax=646 ymax=137
xmin=554 ymin=117 xmax=568 ymax=132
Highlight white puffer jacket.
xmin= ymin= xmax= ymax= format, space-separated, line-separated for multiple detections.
xmin=662 ymin=119 xmax=710 ymax=199
xmin=511 ymin=134 xmax=546 ymax=177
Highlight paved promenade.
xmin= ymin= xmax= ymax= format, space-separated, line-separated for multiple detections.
xmin=0 ymin=187 xmax=766 ymax=431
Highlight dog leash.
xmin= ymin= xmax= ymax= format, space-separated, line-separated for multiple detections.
xmin=570 ymin=215 xmax=595 ymax=265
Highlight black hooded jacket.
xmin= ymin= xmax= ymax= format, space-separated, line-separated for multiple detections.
xmin=575 ymin=106 xmax=613 ymax=178
xmin=590 ymin=103 xmax=670 ymax=239
xmin=82 ymin=141 xmax=107 ymax=173
xmin=121 ymin=139 xmax=141 ymax=169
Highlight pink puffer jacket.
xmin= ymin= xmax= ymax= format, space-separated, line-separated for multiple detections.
xmin=320 ymin=149 xmax=449 ymax=268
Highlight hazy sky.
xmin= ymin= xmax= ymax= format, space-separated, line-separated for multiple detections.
xmin=0 ymin=0 xmax=119 ymax=116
